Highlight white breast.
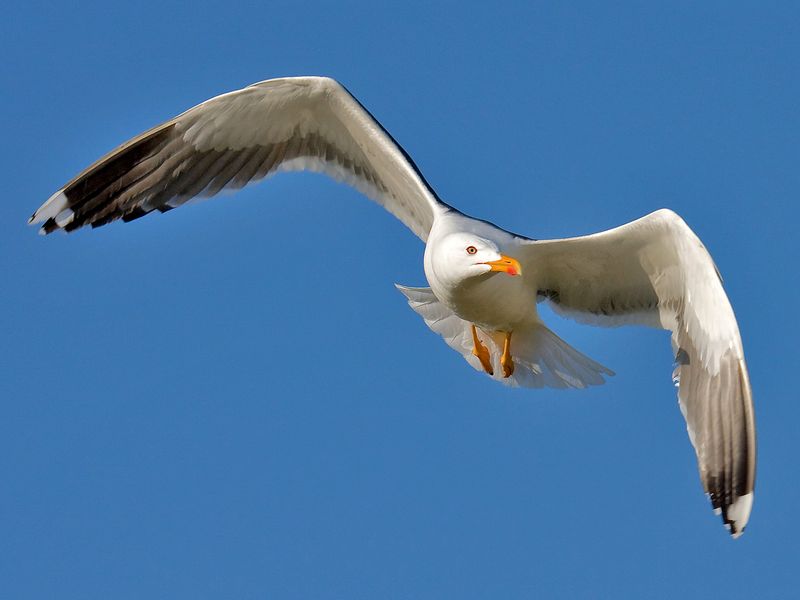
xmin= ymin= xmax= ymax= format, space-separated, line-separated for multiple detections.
xmin=424 ymin=245 xmax=538 ymax=331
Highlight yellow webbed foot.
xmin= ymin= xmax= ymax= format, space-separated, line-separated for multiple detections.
xmin=471 ymin=324 xmax=494 ymax=376
xmin=501 ymin=331 xmax=514 ymax=378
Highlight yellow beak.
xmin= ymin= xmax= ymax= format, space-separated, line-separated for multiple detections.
xmin=482 ymin=254 xmax=522 ymax=277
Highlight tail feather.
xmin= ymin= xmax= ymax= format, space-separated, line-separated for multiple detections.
xmin=397 ymin=284 xmax=613 ymax=389
xmin=395 ymin=284 xmax=486 ymax=373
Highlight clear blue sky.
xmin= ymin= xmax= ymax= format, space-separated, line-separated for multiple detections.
xmin=2 ymin=2 xmax=798 ymax=598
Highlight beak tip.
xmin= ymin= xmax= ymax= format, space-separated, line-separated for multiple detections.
xmin=484 ymin=255 xmax=522 ymax=276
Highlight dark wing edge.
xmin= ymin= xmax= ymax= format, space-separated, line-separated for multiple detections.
xmin=30 ymin=77 xmax=444 ymax=240
xmin=29 ymin=121 xmax=179 ymax=233
xmin=518 ymin=208 xmax=756 ymax=537
xmin=675 ymin=334 xmax=756 ymax=537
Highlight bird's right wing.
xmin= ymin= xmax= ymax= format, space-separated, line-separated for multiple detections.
xmin=516 ymin=209 xmax=756 ymax=537
xmin=30 ymin=77 xmax=446 ymax=240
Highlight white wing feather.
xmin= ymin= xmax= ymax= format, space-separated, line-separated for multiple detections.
xmin=519 ymin=209 xmax=756 ymax=536
xmin=30 ymin=77 xmax=445 ymax=240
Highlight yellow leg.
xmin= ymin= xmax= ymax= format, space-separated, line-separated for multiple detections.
xmin=501 ymin=331 xmax=514 ymax=378
xmin=471 ymin=324 xmax=494 ymax=376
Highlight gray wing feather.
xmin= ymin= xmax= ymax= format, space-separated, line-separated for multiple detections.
xmin=518 ymin=209 xmax=756 ymax=537
xmin=31 ymin=77 xmax=444 ymax=240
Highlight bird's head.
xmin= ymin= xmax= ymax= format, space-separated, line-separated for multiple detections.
xmin=432 ymin=233 xmax=522 ymax=284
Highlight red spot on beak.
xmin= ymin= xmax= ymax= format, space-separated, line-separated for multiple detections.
xmin=483 ymin=255 xmax=522 ymax=276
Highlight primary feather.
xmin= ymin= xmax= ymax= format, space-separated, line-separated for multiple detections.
xmin=30 ymin=77 xmax=445 ymax=240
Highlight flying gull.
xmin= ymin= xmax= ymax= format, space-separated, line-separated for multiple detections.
xmin=29 ymin=76 xmax=756 ymax=537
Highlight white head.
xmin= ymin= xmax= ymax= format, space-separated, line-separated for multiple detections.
xmin=428 ymin=232 xmax=522 ymax=287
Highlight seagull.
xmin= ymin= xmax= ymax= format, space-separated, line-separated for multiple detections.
xmin=29 ymin=76 xmax=755 ymax=537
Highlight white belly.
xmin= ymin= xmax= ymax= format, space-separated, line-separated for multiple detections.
xmin=429 ymin=272 xmax=538 ymax=332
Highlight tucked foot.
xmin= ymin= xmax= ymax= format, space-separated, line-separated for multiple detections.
xmin=501 ymin=331 xmax=514 ymax=378
xmin=501 ymin=356 xmax=515 ymax=378
xmin=471 ymin=324 xmax=494 ymax=375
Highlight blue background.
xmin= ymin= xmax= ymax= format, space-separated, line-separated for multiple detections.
xmin=2 ymin=2 xmax=798 ymax=598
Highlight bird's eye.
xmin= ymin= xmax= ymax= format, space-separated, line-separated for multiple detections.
xmin=466 ymin=246 xmax=477 ymax=255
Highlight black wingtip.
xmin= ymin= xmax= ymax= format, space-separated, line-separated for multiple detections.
xmin=41 ymin=218 xmax=59 ymax=235
xmin=121 ymin=207 xmax=152 ymax=222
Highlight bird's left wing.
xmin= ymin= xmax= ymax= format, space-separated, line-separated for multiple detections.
xmin=515 ymin=209 xmax=756 ymax=537
xmin=30 ymin=77 xmax=445 ymax=240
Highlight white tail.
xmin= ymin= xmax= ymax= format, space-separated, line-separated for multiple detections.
xmin=396 ymin=284 xmax=614 ymax=389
